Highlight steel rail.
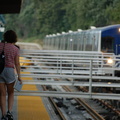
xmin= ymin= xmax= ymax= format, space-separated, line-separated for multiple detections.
xmin=42 ymin=86 xmax=67 ymax=120
xmin=62 ymin=86 xmax=105 ymax=120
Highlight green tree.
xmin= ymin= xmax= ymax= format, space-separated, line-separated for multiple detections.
xmin=3 ymin=0 xmax=120 ymax=41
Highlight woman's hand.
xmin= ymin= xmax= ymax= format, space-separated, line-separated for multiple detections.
xmin=18 ymin=76 xmax=22 ymax=84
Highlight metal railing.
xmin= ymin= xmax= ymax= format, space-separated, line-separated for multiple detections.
xmin=17 ymin=49 xmax=120 ymax=100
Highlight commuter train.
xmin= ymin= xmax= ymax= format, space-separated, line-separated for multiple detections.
xmin=44 ymin=24 xmax=120 ymax=76
xmin=44 ymin=24 xmax=120 ymax=55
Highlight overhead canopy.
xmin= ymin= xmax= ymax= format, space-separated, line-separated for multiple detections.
xmin=0 ymin=0 xmax=22 ymax=14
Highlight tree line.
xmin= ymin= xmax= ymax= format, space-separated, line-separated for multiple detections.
xmin=4 ymin=0 xmax=120 ymax=41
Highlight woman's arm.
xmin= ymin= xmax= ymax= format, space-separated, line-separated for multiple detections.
xmin=14 ymin=55 xmax=22 ymax=84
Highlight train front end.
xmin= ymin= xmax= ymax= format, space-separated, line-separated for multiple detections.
xmin=101 ymin=24 xmax=120 ymax=76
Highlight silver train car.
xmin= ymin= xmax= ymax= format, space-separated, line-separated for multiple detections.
xmin=44 ymin=24 xmax=120 ymax=54
xmin=44 ymin=24 xmax=120 ymax=76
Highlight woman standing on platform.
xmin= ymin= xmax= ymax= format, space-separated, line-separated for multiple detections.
xmin=0 ymin=30 xmax=22 ymax=120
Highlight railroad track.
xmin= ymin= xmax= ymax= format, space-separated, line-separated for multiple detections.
xmin=40 ymin=79 xmax=120 ymax=120
xmin=41 ymin=84 xmax=104 ymax=120
xmin=42 ymin=85 xmax=67 ymax=120
xmin=62 ymin=86 xmax=105 ymax=120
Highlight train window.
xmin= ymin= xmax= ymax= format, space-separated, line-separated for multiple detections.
xmin=53 ymin=38 xmax=55 ymax=49
xmin=60 ymin=36 xmax=64 ymax=50
xmin=55 ymin=37 xmax=58 ymax=50
xmin=63 ymin=36 xmax=66 ymax=50
xmin=85 ymin=33 xmax=92 ymax=51
xmin=66 ymin=34 xmax=69 ymax=50
xmin=51 ymin=37 xmax=54 ymax=50
xmin=92 ymin=35 xmax=95 ymax=51
xmin=79 ymin=33 xmax=83 ymax=51
xmin=95 ymin=32 xmax=99 ymax=51
xmin=58 ymin=36 xmax=60 ymax=50
xmin=63 ymin=37 xmax=65 ymax=50
xmin=57 ymin=37 xmax=60 ymax=50
xmin=83 ymin=32 xmax=86 ymax=51
xmin=77 ymin=33 xmax=81 ymax=51
xmin=73 ymin=33 xmax=78 ymax=51
xmin=48 ymin=38 xmax=50 ymax=49
xmin=65 ymin=34 xmax=68 ymax=50
xmin=91 ymin=32 xmax=99 ymax=51
xmin=101 ymin=36 xmax=114 ymax=53
xmin=68 ymin=34 xmax=73 ymax=50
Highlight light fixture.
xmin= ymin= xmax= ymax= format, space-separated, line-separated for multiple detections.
xmin=118 ymin=28 xmax=120 ymax=32
xmin=107 ymin=58 xmax=113 ymax=64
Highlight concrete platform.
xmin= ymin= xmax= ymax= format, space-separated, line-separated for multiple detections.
xmin=0 ymin=71 xmax=51 ymax=120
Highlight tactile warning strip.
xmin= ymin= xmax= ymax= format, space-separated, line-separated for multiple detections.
xmin=17 ymin=72 xmax=50 ymax=120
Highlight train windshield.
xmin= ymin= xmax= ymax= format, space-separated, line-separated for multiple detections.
xmin=101 ymin=36 xmax=114 ymax=53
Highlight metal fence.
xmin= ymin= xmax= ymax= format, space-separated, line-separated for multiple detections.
xmin=16 ymin=49 xmax=120 ymax=100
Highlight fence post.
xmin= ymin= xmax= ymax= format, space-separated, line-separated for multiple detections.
xmin=89 ymin=59 xmax=93 ymax=98
xmin=57 ymin=55 xmax=59 ymax=74
xmin=72 ymin=59 xmax=74 ymax=85
xmin=60 ymin=58 xmax=62 ymax=75
xmin=72 ymin=59 xmax=74 ymax=75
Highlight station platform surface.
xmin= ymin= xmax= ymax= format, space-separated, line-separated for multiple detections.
xmin=0 ymin=72 xmax=51 ymax=120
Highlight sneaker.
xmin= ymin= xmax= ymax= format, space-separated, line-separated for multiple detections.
xmin=6 ymin=111 xmax=13 ymax=120
xmin=1 ymin=116 xmax=7 ymax=120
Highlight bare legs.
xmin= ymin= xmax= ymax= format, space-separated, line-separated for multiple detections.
xmin=0 ymin=82 xmax=14 ymax=116
xmin=7 ymin=82 xmax=14 ymax=112
xmin=0 ymin=83 xmax=6 ymax=116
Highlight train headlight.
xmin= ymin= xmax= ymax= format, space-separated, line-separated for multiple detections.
xmin=107 ymin=58 xmax=113 ymax=64
xmin=118 ymin=28 xmax=120 ymax=32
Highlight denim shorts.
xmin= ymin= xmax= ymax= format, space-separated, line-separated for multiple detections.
xmin=0 ymin=67 xmax=16 ymax=84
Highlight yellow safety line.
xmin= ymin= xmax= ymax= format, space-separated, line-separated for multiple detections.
xmin=18 ymin=72 xmax=50 ymax=120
